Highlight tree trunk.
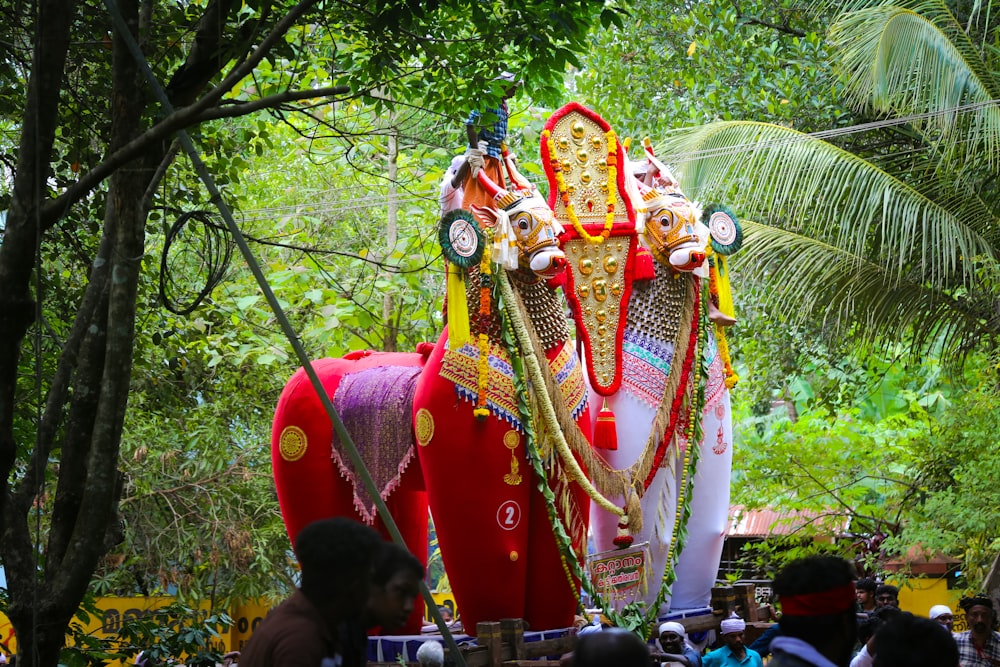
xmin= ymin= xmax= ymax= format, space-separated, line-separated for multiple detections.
xmin=3 ymin=2 xmax=155 ymax=665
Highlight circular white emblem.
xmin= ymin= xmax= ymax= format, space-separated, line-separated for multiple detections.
xmin=709 ymin=210 xmax=738 ymax=245
xmin=496 ymin=500 xmax=522 ymax=531
xmin=449 ymin=219 xmax=480 ymax=258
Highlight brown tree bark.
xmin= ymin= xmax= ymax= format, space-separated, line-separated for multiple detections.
xmin=0 ymin=1 xmax=322 ymax=664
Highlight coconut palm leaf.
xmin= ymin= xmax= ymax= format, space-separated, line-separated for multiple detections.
xmin=829 ymin=3 xmax=1000 ymax=168
xmin=737 ymin=221 xmax=998 ymax=360
xmin=658 ymin=121 xmax=997 ymax=288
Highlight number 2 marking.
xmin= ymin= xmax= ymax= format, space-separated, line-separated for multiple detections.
xmin=496 ymin=500 xmax=521 ymax=531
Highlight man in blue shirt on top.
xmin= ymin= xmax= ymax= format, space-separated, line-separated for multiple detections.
xmin=702 ymin=616 xmax=764 ymax=667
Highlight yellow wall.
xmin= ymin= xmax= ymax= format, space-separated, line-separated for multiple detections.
xmin=0 ymin=592 xmax=454 ymax=659
xmin=890 ymin=577 xmax=969 ymax=631
xmin=0 ymin=597 xmax=272 ymax=657
xmin=425 ymin=592 xmax=457 ymax=621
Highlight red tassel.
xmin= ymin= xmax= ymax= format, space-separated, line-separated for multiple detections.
xmin=633 ymin=246 xmax=655 ymax=281
xmin=594 ymin=398 xmax=618 ymax=450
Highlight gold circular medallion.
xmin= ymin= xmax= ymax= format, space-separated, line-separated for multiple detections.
xmin=415 ymin=408 xmax=435 ymax=447
xmin=509 ymin=551 xmax=519 ymax=562
xmin=279 ymin=425 xmax=308 ymax=462
xmin=503 ymin=430 xmax=520 ymax=450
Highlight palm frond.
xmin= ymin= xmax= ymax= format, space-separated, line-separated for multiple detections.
xmin=736 ymin=221 xmax=999 ymax=362
xmin=829 ymin=2 xmax=1000 ymax=167
xmin=658 ymin=121 xmax=997 ymax=290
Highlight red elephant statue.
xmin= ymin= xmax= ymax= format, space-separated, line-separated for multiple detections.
xmin=271 ymin=163 xmax=593 ymax=634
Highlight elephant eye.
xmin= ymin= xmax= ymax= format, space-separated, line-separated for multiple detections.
xmin=518 ymin=219 xmax=529 ymax=230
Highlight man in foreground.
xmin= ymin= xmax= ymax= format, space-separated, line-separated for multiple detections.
xmin=338 ymin=541 xmax=427 ymax=666
xmin=955 ymin=596 xmax=1000 ymax=667
xmin=768 ymin=555 xmax=858 ymax=667
xmin=240 ymin=517 xmax=383 ymax=667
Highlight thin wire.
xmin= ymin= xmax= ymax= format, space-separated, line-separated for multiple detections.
xmin=665 ymin=98 xmax=1000 ymax=165
xmin=224 ymin=99 xmax=1000 ymax=223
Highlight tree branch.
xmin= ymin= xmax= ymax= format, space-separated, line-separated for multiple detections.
xmin=38 ymin=0 xmax=326 ymax=229
xmin=193 ymin=85 xmax=350 ymax=122
xmin=729 ymin=0 xmax=806 ymax=37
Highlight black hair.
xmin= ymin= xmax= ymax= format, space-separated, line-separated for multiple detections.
xmin=373 ymin=541 xmax=425 ymax=586
xmin=959 ymin=595 xmax=994 ymax=612
xmin=872 ymin=605 xmax=902 ymax=622
xmin=875 ymin=584 xmax=898 ymax=598
xmin=857 ymin=614 xmax=881 ymax=646
xmin=856 ymin=578 xmax=878 ymax=594
xmin=295 ymin=517 xmax=383 ymax=598
xmin=775 ymin=556 xmax=858 ymax=649
xmin=872 ymin=613 xmax=958 ymax=667
xmin=572 ymin=629 xmax=650 ymax=667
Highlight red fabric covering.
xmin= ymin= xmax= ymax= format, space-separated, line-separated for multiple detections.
xmin=780 ymin=583 xmax=857 ymax=617
xmin=413 ymin=328 xmax=592 ymax=634
xmin=271 ymin=352 xmax=428 ymax=634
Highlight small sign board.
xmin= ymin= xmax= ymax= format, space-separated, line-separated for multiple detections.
xmin=586 ymin=542 xmax=650 ymax=611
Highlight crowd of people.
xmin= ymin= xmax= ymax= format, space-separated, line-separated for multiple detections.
xmin=177 ymin=517 xmax=993 ymax=667
xmin=845 ymin=578 xmax=998 ymax=667
xmin=570 ymin=555 xmax=992 ymax=667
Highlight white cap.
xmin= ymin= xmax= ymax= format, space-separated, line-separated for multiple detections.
xmin=929 ymin=604 xmax=953 ymax=620
xmin=720 ymin=615 xmax=746 ymax=634
xmin=658 ymin=621 xmax=686 ymax=638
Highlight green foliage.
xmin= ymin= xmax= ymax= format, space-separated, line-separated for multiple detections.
xmin=113 ymin=604 xmax=233 ymax=667
xmin=2 ymin=3 xmax=628 ymax=666
xmin=575 ymin=0 xmax=848 ymax=136
xmin=900 ymin=378 xmax=1000 ymax=586
xmin=655 ymin=0 xmax=1000 ymax=365
xmin=52 ymin=599 xmax=232 ymax=667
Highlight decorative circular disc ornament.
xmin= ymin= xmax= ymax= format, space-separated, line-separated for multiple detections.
xmin=704 ymin=203 xmax=742 ymax=255
xmin=438 ymin=209 xmax=484 ymax=268
xmin=279 ymin=425 xmax=308 ymax=461
xmin=415 ymin=408 xmax=435 ymax=446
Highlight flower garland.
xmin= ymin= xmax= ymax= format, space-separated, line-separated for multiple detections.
xmin=474 ymin=244 xmax=493 ymax=419
xmin=499 ymin=266 xmax=711 ymax=629
xmin=499 ymin=306 xmax=581 ymax=598
xmin=497 ymin=272 xmax=631 ymax=627
xmin=708 ymin=258 xmax=739 ymax=389
xmin=542 ymin=128 xmax=619 ymax=244
xmin=647 ymin=324 xmax=708 ymax=618
xmin=496 ymin=269 xmax=625 ymax=519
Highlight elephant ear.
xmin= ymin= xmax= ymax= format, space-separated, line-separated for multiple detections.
xmin=704 ymin=203 xmax=742 ymax=255
xmin=438 ymin=209 xmax=485 ymax=268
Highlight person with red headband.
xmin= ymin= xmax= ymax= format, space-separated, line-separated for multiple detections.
xmin=767 ymin=556 xmax=859 ymax=667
